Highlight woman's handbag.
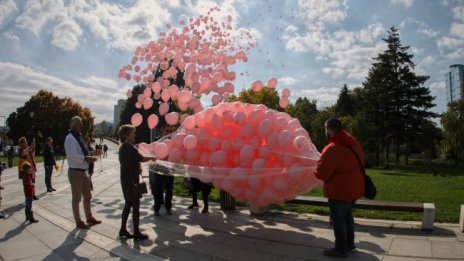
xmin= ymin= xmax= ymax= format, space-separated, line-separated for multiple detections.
xmin=344 ymin=145 xmax=377 ymax=199
xmin=135 ymin=171 xmax=148 ymax=196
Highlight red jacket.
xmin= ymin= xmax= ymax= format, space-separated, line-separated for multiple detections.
xmin=23 ymin=172 xmax=35 ymax=197
xmin=314 ymin=130 xmax=365 ymax=201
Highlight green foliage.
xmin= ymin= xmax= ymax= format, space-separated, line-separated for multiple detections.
xmin=440 ymin=100 xmax=464 ymax=163
xmin=335 ymin=84 xmax=354 ymax=116
xmin=228 ymin=87 xmax=282 ymax=111
xmin=6 ymin=90 xmax=94 ymax=151
xmin=310 ymin=106 xmax=336 ymax=151
xmin=361 ymin=26 xmax=437 ymax=165
xmin=285 ymin=97 xmax=318 ymax=134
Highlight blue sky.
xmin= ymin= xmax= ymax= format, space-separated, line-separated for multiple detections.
xmin=0 ymin=0 xmax=463 ymax=123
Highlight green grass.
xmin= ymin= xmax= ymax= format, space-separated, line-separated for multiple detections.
xmin=0 ymin=156 xmax=44 ymax=167
xmin=172 ymin=166 xmax=464 ymax=223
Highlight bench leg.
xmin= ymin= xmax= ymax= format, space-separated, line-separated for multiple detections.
xmin=460 ymin=205 xmax=464 ymax=233
xmin=421 ymin=203 xmax=435 ymax=231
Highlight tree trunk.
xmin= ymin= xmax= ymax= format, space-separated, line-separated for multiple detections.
xmin=395 ymin=141 xmax=400 ymax=166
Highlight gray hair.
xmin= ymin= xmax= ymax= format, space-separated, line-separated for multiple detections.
xmin=70 ymin=116 xmax=83 ymax=129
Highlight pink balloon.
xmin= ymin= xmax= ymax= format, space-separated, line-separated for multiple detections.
xmin=143 ymin=98 xmax=154 ymax=110
xmin=293 ymin=135 xmax=308 ymax=150
xmin=155 ymin=143 xmax=169 ymax=159
xmin=212 ymin=150 xmax=227 ymax=166
xmin=267 ymin=78 xmax=277 ymax=88
xmin=183 ymin=116 xmax=196 ymax=129
xmin=278 ymin=130 xmax=291 ymax=148
xmin=165 ymin=112 xmax=179 ymax=125
xmin=240 ymin=145 xmax=254 ymax=162
xmin=279 ymin=97 xmax=289 ymax=108
xmin=168 ymin=85 xmax=179 ymax=99
xmin=258 ymin=119 xmax=272 ymax=137
xmin=282 ymin=88 xmax=291 ymax=97
xmin=131 ymin=113 xmax=143 ymax=127
xmin=177 ymin=90 xmax=192 ymax=103
xmin=168 ymin=148 xmax=182 ymax=163
xmin=143 ymin=88 xmax=152 ymax=98
xmin=251 ymin=80 xmax=263 ymax=92
xmin=159 ymin=102 xmax=169 ymax=116
xmin=161 ymin=90 xmax=171 ymax=102
xmin=211 ymin=94 xmax=222 ymax=105
xmin=147 ymin=114 xmax=159 ymax=129
xmin=151 ymin=82 xmax=161 ymax=94
xmin=183 ymin=134 xmax=198 ymax=150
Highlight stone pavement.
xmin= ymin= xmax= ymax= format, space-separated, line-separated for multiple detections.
xmin=1 ymin=140 xmax=463 ymax=261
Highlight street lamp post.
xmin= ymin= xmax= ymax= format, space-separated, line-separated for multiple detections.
xmin=457 ymin=112 xmax=461 ymax=166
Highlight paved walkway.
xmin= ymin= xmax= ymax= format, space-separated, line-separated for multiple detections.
xmin=0 ymin=140 xmax=463 ymax=261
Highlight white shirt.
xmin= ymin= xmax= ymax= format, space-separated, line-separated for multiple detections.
xmin=64 ymin=133 xmax=88 ymax=170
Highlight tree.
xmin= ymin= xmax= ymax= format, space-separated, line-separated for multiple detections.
xmin=228 ymin=87 xmax=282 ymax=111
xmin=285 ymin=97 xmax=318 ymax=134
xmin=441 ymin=100 xmax=464 ymax=165
xmin=119 ymin=61 xmax=186 ymax=143
xmin=335 ymin=84 xmax=354 ymax=116
xmin=310 ymin=106 xmax=337 ymax=151
xmin=6 ymin=90 xmax=94 ymax=153
xmin=362 ymin=27 xmax=437 ymax=165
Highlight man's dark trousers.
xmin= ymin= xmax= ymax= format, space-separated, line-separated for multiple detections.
xmin=151 ymin=173 xmax=174 ymax=211
xmin=328 ymin=199 xmax=356 ymax=252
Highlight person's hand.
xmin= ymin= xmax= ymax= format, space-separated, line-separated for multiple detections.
xmin=85 ymin=156 xmax=98 ymax=163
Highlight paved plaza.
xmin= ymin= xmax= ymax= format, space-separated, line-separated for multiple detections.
xmin=0 ymin=140 xmax=463 ymax=261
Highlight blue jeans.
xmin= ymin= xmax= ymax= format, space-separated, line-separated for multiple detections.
xmin=328 ymin=199 xmax=355 ymax=252
xmin=25 ymin=196 xmax=33 ymax=220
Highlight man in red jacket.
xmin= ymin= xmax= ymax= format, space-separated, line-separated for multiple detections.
xmin=314 ymin=118 xmax=364 ymax=257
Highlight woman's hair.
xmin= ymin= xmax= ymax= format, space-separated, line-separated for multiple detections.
xmin=19 ymin=137 xmax=27 ymax=145
xmin=119 ymin=124 xmax=136 ymax=143
xmin=46 ymin=137 xmax=53 ymax=143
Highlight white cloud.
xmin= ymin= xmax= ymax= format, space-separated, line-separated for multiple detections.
xmin=3 ymin=30 xmax=19 ymax=44
xmin=51 ymin=19 xmax=83 ymax=51
xmin=278 ymin=77 xmax=297 ymax=86
xmin=400 ymin=18 xmax=439 ymax=38
xmin=15 ymin=0 xmax=64 ymax=35
xmin=285 ymin=25 xmax=298 ymax=34
xmin=0 ymin=62 xmax=125 ymax=122
xmin=450 ymin=22 xmax=464 ymax=38
xmin=429 ymin=81 xmax=446 ymax=90
xmin=391 ymin=0 xmax=414 ymax=8
xmin=296 ymin=0 xmax=348 ymax=31
xmin=0 ymin=0 xmax=17 ymax=25
xmin=452 ymin=5 xmax=464 ymax=21
xmin=293 ymin=87 xmax=340 ymax=108
xmin=322 ymin=42 xmax=387 ymax=80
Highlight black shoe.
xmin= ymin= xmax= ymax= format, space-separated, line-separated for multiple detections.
xmin=166 ymin=209 xmax=172 ymax=215
xmin=51 ymin=188 xmax=56 ymax=191
xmin=133 ymin=233 xmax=149 ymax=240
xmin=323 ymin=248 xmax=347 ymax=258
xmin=188 ymin=203 xmax=199 ymax=209
xmin=154 ymin=210 xmax=160 ymax=216
xmin=0 ymin=214 xmax=5 ymax=219
xmin=0 ymin=186 xmax=4 ymax=189
xmin=119 ymin=230 xmax=134 ymax=239
xmin=47 ymin=189 xmax=53 ymax=192
xmin=29 ymin=218 xmax=39 ymax=223
xmin=201 ymin=208 xmax=209 ymax=213
xmin=32 ymin=196 xmax=39 ymax=200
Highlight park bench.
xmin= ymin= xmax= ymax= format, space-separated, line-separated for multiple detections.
xmin=286 ymin=196 xmax=435 ymax=230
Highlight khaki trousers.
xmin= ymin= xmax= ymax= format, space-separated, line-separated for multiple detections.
xmin=68 ymin=169 xmax=92 ymax=223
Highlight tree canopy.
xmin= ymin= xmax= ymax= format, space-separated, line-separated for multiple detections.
xmin=7 ymin=90 xmax=94 ymax=152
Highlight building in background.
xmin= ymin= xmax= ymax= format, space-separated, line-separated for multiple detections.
xmin=445 ymin=64 xmax=464 ymax=103
xmin=113 ymin=99 xmax=126 ymax=127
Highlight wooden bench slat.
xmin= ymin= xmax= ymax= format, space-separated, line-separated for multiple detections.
xmin=286 ymin=196 xmax=424 ymax=212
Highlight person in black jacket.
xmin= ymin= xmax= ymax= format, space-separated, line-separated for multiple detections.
xmin=118 ymin=124 xmax=156 ymax=240
xmin=43 ymin=137 xmax=57 ymax=192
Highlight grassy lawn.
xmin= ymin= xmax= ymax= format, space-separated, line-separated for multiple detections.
xmin=0 ymin=156 xmax=44 ymax=167
xmin=172 ymin=165 xmax=464 ymax=223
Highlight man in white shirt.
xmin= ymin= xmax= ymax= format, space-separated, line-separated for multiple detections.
xmin=64 ymin=116 xmax=102 ymax=229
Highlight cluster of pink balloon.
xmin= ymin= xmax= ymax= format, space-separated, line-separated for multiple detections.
xmin=138 ymin=102 xmax=321 ymax=206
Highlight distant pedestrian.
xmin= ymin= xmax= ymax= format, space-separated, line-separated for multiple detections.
xmin=22 ymin=162 xmax=38 ymax=223
xmin=103 ymin=144 xmax=108 ymax=158
xmin=64 ymin=116 xmax=102 ymax=229
xmin=18 ymin=137 xmax=38 ymax=200
xmin=118 ymin=124 xmax=156 ymax=240
xmin=314 ymin=118 xmax=365 ymax=258
xmin=44 ymin=137 xmax=57 ymax=192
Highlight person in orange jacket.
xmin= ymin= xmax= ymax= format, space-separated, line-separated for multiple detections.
xmin=314 ymin=118 xmax=365 ymax=258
